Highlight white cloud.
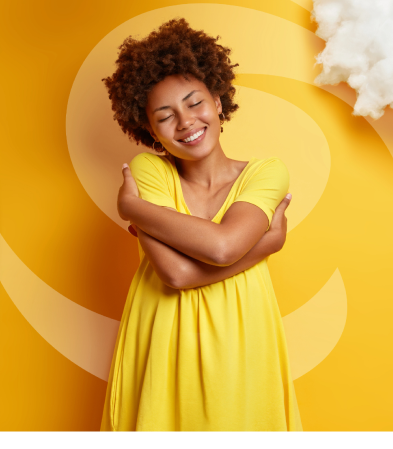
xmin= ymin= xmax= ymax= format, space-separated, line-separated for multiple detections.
xmin=312 ymin=0 xmax=393 ymax=119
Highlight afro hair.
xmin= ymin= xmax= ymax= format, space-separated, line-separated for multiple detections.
xmin=102 ymin=17 xmax=239 ymax=153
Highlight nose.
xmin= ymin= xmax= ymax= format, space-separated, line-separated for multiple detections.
xmin=177 ymin=108 xmax=195 ymax=130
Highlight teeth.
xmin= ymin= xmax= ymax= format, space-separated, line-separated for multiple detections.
xmin=182 ymin=128 xmax=205 ymax=143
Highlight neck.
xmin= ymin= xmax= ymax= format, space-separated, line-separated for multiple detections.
xmin=172 ymin=146 xmax=235 ymax=188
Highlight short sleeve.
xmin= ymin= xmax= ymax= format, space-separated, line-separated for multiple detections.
xmin=232 ymin=158 xmax=290 ymax=231
xmin=129 ymin=152 xmax=177 ymax=210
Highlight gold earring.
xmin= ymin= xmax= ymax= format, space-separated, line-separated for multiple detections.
xmin=220 ymin=112 xmax=226 ymax=120
xmin=153 ymin=141 xmax=169 ymax=156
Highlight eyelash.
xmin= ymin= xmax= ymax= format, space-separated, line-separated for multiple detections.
xmin=158 ymin=100 xmax=203 ymax=122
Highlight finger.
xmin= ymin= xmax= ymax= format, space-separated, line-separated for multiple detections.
xmin=280 ymin=193 xmax=292 ymax=208
xmin=274 ymin=194 xmax=292 ymax=214
xmin=122 ymin=163 xmax=133 ymax=178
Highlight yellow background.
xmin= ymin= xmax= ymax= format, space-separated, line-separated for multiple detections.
xmin=1 ymin=0 xmax=393 ymax=431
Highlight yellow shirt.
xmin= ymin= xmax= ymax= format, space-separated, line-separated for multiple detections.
xmin=100 ymin=152 xmax=303 ymax=431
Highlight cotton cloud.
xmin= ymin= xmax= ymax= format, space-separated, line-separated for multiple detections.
xmin=311 ymin=0 xmax=393 ymax=119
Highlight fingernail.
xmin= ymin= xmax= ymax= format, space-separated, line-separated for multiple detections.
xmin=286 ymin=193 xmax=292 ymax=199
xmin=122 ymin=163 xmax=128 ymax=170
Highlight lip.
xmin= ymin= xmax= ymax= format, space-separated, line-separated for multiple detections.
xmin=177 ymin=127 xmax=207 ymax=146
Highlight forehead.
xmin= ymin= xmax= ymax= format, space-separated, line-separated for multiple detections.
xmin=147 ymin=74 xmax=209 ymax=107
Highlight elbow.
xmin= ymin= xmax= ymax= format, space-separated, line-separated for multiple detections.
xmin=165 ymin=277 xmax=183 ymax=290
xmin=212 ymin=235 xmax=235 ymax=267
xmin=213 ymin=252 xmax=232 ymax=267
xmin=162 ymin=265 xmax=189 ymax=290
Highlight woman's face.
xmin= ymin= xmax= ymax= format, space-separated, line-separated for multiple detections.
xmin=145 ymin=74 xmax=222 ymax=161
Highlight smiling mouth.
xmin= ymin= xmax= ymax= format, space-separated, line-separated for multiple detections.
xmin=178 ymin=127 xmax=207 ymax=143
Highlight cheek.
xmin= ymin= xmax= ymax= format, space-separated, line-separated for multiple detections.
xmin=199 ymin=105 xmax=219 ymax=123
xmin=156 ymin=122 xmax=173 ymax=140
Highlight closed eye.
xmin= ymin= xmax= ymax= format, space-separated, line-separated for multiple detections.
xmin=158 ymin=100 xmax=203 ymax=122
xmin=158 ymin=115 xmax=172 ymax=122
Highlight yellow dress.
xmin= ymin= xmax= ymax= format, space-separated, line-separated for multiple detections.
xmin=100 ymin=151 xmax=303 ymax=431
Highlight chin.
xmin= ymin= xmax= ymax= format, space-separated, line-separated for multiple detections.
xmin=178 ymin=145 xmax=215 ymax=161
xmin=168 ymin=131 xmax=220 ymax=160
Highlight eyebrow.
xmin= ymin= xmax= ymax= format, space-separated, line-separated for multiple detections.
xmin=153 ymin=90 xmax=201 ymax=113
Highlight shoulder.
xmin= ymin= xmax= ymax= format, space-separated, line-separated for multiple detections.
xmin=130 ymin=152 xmax=171 ymax=174
xmin=249 ymin=156 xmax=289 ymax=178
xmin=253 ymin=156 xmax=287 ymax=169
xmin=130 ymin=151 xmax=168 ymax=166
xmin=237 ymin=156 xmax=290 ymax=196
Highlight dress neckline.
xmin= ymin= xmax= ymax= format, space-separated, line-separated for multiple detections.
xmin=171 ymin=157 xmax=255 ymax=222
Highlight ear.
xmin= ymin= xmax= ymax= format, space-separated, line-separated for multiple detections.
xmin=214 ymin=95 xmax=222 ymax=115
xmin=145 ymin=123 xmax=157 ymax=141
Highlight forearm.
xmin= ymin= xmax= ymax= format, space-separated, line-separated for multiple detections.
xmin=119 ymin=196 xmax=267 ymax=266
xmin=120 ymin=195 xmax=225 ymax=266
xmin=136 ymin=225 xmax=281 ymax=289
xmin=180 ymin=229 xmax=281 ymax=289
xmin=135 ymin=227 xmax=189 ymax=288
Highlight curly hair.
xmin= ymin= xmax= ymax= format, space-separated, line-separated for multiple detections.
xmin=102 ymin=17 xmax=239 ymax=153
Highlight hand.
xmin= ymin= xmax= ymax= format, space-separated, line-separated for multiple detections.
xmin=268 ymin=193 xmax=292 ymax=251
xmin=128 ymin=223 xmax=138 ymax=237
xmin=118 ymin=163 xmax=140 ymax=221
xmin=120 ymin=163 xmax=139 ymax=197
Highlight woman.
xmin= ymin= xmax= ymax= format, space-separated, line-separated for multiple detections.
xmin=100 ymin=17 xmax=302 ymax=431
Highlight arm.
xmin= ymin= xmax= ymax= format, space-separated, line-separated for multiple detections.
xmin=135 ymin=223 xmax=281 ymax=289
xmin=133 ymin=199 xmax=289 ymax=289
xmin=120 ymin=194 xmax=269 ymax=267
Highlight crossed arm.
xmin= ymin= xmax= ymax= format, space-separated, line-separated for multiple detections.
xmin=135 ymin=209 xmax=282 ymax=289
xmin=120 ymin=195 xmax=283 ymax=289
xmin=119 ymin=195 xmax=272 ymax=266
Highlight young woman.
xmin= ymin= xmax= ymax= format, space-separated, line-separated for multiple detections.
xmin=100 ymin=18 xmax=302 ymax=431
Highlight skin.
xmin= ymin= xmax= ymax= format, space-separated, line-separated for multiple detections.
xmin=118 ymin=74 xmax=292 ymax=288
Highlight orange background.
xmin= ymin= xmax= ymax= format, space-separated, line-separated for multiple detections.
xmin=1 ymin=0 xmax=393 ymax=431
